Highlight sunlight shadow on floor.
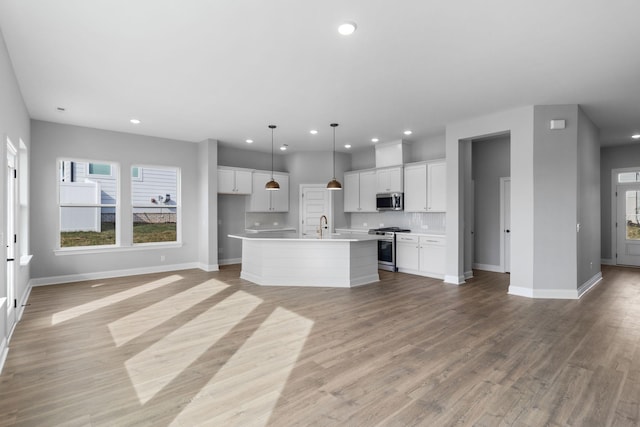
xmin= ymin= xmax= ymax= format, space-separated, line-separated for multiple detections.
xmin=125 ymin=290 xmax=263 ymax=405
xmin=108 ymin=278 xmax=229 ymax=346
xmin=170 ymin=307 xmax=313 ymax=426
xmin=51 ymin=274 xmax=183 ymax=325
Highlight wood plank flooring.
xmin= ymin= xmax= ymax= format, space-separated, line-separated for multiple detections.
xmin=1 ymin=265 xmax=640 ymax=426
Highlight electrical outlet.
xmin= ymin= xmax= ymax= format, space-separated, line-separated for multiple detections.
xmin=160 ymin=255 xmax=166 ymax=262
xmin=363 ymin=222 xmax=367 ymax=227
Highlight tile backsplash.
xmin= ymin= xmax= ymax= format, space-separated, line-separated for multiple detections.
xmin=245 ymin=212 xmax=288 ymax=228
xmin=350 ymin=212 xmax=445 ymax=232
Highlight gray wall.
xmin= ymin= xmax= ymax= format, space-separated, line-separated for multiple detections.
xmin=472 ymin=135 xmax=510 ymax=266
xmin=0 ymin=27 xmax=31 ymax=343
xmin=218 ymin=144 xmax=287 ymax=172
xmin=577 ymin=107 xmax=600 ymax=285
xmin=30 ymin=120 xmax=200 ymax=279
xmin=600 ymin=144 xmax=640 ymax=260
xmin=533 ymin=105 xmax=579 ymax=291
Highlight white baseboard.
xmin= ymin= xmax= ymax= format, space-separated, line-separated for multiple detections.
xmin=197 ymin=263 xmax=220 ymax=272
xmin=444 ymin=275 xmax=465 ymax=285
xmin=0 ymin=336 xmax=7 ymax=375
xmin=30 ymin=262 xmax=201 ymax=286
xmin=218 ymin=258 xmax=241 ymax=266
xmin=473 ymin=263 xmax=503 ymax=273
xmin=508 ymin=285 xmax=579 ymax=299
xmin=578 ymin=272 xmax=603 ymax=298
xmin=464 ymin=270 xmax=474 ymax=279
xmin=509 ymin=274 xmax=602 ymax=300
xmin=600 ymin=258 xmax=615 ymax=266
xmin=16 ymin=282 xmax=32 ymax=323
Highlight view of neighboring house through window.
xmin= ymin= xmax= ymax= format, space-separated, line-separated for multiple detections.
xmin=58 ymin=160 xmax=118 ymax=247
xmin=132 ymin=166 xmax=179 ymax=244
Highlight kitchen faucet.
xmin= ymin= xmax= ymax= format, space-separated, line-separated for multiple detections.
xmin=319 ymin=215 xmax=328 ymax=238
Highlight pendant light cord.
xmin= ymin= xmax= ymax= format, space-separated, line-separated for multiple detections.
xmin=332 ymin=125 xmax=336 ymax=179
xmin=271 ymin=126 xmax=274 ymax=180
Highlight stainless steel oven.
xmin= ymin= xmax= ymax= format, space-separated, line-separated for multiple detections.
xmin=369 ymin=227 xmax=411 ymax=272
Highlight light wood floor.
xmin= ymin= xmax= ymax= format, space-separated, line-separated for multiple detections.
xmin=1 ymin=265 xmax=640 ymax=426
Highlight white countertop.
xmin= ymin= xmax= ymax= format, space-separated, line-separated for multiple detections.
xmin=244 ymin=226 xmax=296 ymax=233
xmin=335 ymin=228 xmax=446 ymax=237
xmin=229 ymin=231 xmax=383 ymax=242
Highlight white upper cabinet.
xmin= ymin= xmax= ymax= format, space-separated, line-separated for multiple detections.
xmin=403 ymin=160 xmax=446 ymax=212
xmin=247 ymin=171 xmax=289 ymax=212
xmin=427 ymin=161 xmax=446 ymax=212
xmin=217 ymin=167 xmax=253 ymax=194
xmin=376 ymin=166 xmax=403 ymax=193
xmin=344 ymin=170 xmax=377 ymax=212
xmin=403 ymin=163 xmax=427 ymax=212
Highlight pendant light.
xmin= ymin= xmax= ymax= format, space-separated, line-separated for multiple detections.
xmin=326 ymin=123 xmax=342 ymax=190
xmin=265 ymin=125 xmax=280 ymax=191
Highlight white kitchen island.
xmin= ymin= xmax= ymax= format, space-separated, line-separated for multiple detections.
xmin=228 ymin=232 xmax=381 ymax=287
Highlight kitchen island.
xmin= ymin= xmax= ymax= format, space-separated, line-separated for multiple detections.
xmin=228 ymin=232 xmax=381 ymax=287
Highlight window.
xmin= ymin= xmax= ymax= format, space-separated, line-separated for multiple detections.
xmin=58 ymin=159 xmax=118 ymax=248
xmin=88 ymin=162 xmax=114 ymax=178
xmin=618 ymin=172 xmax=640 ymax=183
xmin=131 ymin=166 xmax=179 ymax=244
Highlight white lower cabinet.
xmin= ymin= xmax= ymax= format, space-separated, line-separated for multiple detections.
xmin=396 ymin=234 xmax=446 ymax=279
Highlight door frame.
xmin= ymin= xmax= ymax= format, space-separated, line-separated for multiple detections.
xmin=611 ymin=167 xmax=640 ymax=265
xmin=6 ymin=138 xmax=17 ymax=334
xmin=298 ymin=184 xmax=333 ymax=236
xmin=499 ymin=177 xmax=511 ymax=273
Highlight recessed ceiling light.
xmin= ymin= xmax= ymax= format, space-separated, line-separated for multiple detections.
xmin=371 ymin=138 xmax=379 ymax=143
xmin=246 ymin=139 xmax=254 ymax=143
xmin=338 ymin=22 xmax=357 ymax=36
xmin=280 ymin=144 xmax=288 ymax=151
xmin=403 ymin=130 xmax=412 ymax=135
xmin=344 ymin=144 xmax=352 ymax=149
xmin=633 ymin=134 xmax=640 ymax=140
xmin=130 ymin=119 xmax=141 ymax=124
xmin=310 ymin=130 xmax=318 ymax=135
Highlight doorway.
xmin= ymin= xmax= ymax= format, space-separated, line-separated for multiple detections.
xmin=616 ymin=183 xmax=640 ymax=267
xmin=299 ymin=184 xmax=332 ymax=237
xmin=6 ymin=139 xmax=17 ymax=333
xmin=469 ymin=133 xmax=511 ymax=274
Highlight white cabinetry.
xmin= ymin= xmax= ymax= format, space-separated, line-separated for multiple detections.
xmin=396 ymin=234 xmax=446 ymax=279
xmin=217 ymin=167 xmax=253 ymax=194
xmin=376 ymin=166 xmax=403 ymax=193
xmin=248 ymin=171 xmax=289 ymax=212
xmin=403 ymin=160 xmax=446 ymax=212
xmin=344 ymin=170 xmax=377 ymax=212
xmin=427 ymin=161 xmax=446 ymax=212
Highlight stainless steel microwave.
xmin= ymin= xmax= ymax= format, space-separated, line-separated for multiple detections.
xmin=376 ymin=193 xmax=403 ymax=211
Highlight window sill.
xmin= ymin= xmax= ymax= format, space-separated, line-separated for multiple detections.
xmin=54 ymin=242 xmax=183 ymax=256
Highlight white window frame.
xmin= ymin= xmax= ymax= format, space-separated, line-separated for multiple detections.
xmin=57 ymin=158 xmax=120 ymax=250
xmin=131 ymin=165 xmax=181 ymax=246
xmin=131 ymin=166 xmax=143 ymax=182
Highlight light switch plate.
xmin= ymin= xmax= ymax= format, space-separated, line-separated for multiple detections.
xmin=550 ymin=119 xmax=566 ymax=130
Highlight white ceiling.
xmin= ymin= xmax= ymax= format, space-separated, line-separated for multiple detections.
xmin=1 ymin=0 xmax=639 ymax=152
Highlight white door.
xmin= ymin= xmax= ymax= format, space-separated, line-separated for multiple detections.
xmin=616 ymin=184 xmax=640 ymax=266
xmin=500 ymin=178 xmax=511 ymax=273
xmin=6 ymin=140 xmax=17 ymax=331
xmin=300 ymin=185 xmax=331 ymax=237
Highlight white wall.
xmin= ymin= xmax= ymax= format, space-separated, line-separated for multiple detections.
xmin=445 ymin=106 xmax=535 ymax=289
xmin=30 ymin=120 xmax=200 ymax=281
xmin=0 ymin=26 xmax=31 ymax=364
xmin=577 ymin=107 xmax=600 ymax=285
